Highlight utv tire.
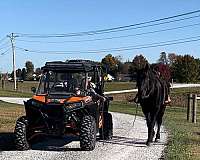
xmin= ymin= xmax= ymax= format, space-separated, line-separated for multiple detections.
xmin=14 ymin=116 xmax=30 ymax=150
xmin=99 ymin=112 xmax=113 ymax=140
xmin=80 ymin=115 xmax=96 ymax=151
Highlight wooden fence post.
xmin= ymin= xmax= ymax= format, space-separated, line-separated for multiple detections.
xmin=192 ymin=94 xmax=197 ymax=123
xmin=187 ymin=94 xmax=192 ymax=121
xmin=1 ymin=79 xmax=5 ymax=90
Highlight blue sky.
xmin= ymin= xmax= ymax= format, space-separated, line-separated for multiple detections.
xmin=0 ymin=0 xmax=200 ymax=72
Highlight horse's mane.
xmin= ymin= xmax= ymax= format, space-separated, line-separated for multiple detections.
xmin=137 ymin=63 xmax=163 ymax=100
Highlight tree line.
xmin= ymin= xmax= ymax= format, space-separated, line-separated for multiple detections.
xmin=101 ymin=52 xmax=200 ymax=83
xmin=7 ymin=52 xmax=200 ymax=83
xmin=10 ymin=61 xmax=42 ymax=81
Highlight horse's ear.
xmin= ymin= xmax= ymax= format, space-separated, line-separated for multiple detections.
xmin=144 ymin=63 xmax=150 ymax=71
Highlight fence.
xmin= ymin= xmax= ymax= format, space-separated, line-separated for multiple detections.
xmin=0 ymin=80 xmax=38 ymax=93
xmin=187 ymin=94 xmax=200 ymax=123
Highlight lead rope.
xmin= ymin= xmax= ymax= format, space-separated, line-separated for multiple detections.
xmin=132 ymin=103 xmax=139 ymax=128
xmin=100 ymin=99 xmax=105 ymax=146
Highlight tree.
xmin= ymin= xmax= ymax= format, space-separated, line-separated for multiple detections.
xmin=115 ymin=55 xmax=123 ymax=73
xmin=172 ymin=55 xmax=199 ymax=83
xmin=168 ymin=53 xmax=177 ymax=66
xmin=101 ymin=54 xmax=118 ymax=77
xmin=158 ymin=52 xmax=168 ymax=64
xmin=16 ymin=68 xmax=22 ymax=78
xmin=21 ymin=68 xmax=26 ymax=80
xmin=154 ymin=63 xmax=171 ymax=81
xmin=25 ymin=61 xmax=34 ymax=80
xmin=195 ymin=58 xmax=200 ymax=81
xmin=121 ymin=61 xmax=132 ymax=74
xmin=129 ymin=54 xmax=148 ymax=80
xmin=25 ymin=61 xmax=34 ymax=74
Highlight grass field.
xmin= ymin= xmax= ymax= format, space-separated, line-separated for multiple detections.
xmin=0 ymin=81 xmax=136 ymax=93
xmin=104 ymin=81 xmax=136 ymax=91
xmin=0 ymin=81 xmax=136 ymax=97
xmin=0 ymin=101 xmax=25 ymax=132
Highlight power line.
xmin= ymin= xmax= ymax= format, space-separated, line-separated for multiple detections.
xmin=0 ymin=36 xmax=8 ymax=44
xmin=16 ymin=22 xmax=200 ymax=43
xmin=0 ymin=45 xmax=11 ymax=51
xmin=15 ymin=10 xmax=200 ymax=37
xmin=0 ymin=47 xmax=11 ymax=55
xmin=16 ymin=35 xmax=200 ymax=54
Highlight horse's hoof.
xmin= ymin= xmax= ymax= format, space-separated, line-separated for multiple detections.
xmin=146 ymin=141 xmax=152 ymax=146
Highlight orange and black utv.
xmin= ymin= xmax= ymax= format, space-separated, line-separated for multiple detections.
xmin=14 ymin=60 xmax=113 ymax=151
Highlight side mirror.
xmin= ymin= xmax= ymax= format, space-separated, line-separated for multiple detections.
xmin=31 ymin=87 xmax=36 ymax=93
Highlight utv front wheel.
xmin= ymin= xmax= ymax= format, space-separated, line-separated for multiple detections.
xmin=80 ymin=115 xmax=96 ymax=151
xmin=14 ymin=116 xmax=30 ymax=150
xmin=99 ymin=112 xmax=113 ymax=140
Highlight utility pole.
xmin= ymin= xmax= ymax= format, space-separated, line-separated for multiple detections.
xmin=8 ymin=33 xmax=17 ymax=90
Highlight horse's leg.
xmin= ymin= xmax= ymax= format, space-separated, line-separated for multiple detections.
xmin=155 ymin=105 xmax=166 ymax=142
xmin=146 ymin=110 xmax=159 ymax=146
xmin=143 ymin=112 xmax=152 ymax=144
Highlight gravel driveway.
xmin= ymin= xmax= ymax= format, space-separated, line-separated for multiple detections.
xmin=0 ymin=112 xmax=167 ymax=160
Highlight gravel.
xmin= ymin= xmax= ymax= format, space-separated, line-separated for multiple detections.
xmin=0 ymin=112 xmax=167 ymax=160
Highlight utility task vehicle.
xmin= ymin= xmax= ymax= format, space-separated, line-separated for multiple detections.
xmin=14 ymin=60 xmax=113 ymax=151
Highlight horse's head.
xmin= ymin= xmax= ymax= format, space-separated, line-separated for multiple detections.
xmin=136 ymin=63 xmax=154 ymax=100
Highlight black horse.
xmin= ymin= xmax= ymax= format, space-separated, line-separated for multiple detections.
xmin=136 ymin=64 xmax=167 ymax=146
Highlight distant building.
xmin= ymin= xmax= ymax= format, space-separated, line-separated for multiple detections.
xmin=104 ymin=74 xmax=115 ymax=82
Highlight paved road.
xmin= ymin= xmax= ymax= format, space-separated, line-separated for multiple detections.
xmin=0 ymin=112 xmax=167 ymax=160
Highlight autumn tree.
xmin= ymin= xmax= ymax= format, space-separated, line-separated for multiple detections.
xmin=25 ymin=61 xmax=34 ymax=80
xmin=129 ymin=54 xmax=148 ymax=80
xmin=168 ymin=53 xmax=177 ymax=66
xmin=121 ymin=61 xmax=132 ymax=74
xmin=153 ymin=63 xmax=171 ymax=81
xmin=172 ymin=55 xmax=200 ymax=83
xmin=25 ymin=61 xmax=34 ymax=73
xmin=101 ymin=54 xmax=119 ymax=77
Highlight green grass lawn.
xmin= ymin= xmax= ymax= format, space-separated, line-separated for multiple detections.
xmin=0 ymin=81 xmax=135 ymax=93
xmin=0 ymin=101 xmax=25 ymax=132
xmin=0 ymin=90 xmax=32 ymax=98
xmin=171 ymin=87 xmax=200 ymax=94
xmin=104 ymin=81 xmax=136 ymax=91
